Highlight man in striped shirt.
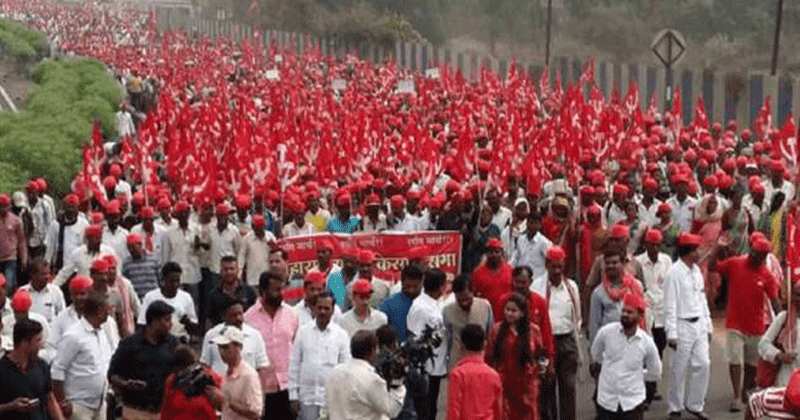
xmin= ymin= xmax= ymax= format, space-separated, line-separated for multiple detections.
xmin=122 ymin=234 xmax=159 ymax=301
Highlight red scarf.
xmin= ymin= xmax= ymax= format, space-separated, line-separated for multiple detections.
xmin=604 ymin=272 xmax=647 ymax=328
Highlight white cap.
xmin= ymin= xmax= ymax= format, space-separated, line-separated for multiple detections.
xmin=211 ymin=326 xmax=243 ymax=346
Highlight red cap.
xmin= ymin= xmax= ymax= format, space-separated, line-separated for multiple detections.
xmin=364 ymin=193 xmax=381 ymax=207
xmin=610 ymin=224 xmax=630 ymax=239
xmin=64 ymin=193 xmax=81 ymax=208
xmin=736 ymin=156 xmax=748 ymax=167
xmin=771 ymin=160 xmax=785 ymax=172
xmin=68 ymin=275 xmax=94 ymax=292
xmin=613 ymin=184 xmax=630 ymax=196
xmin=140 ymin=206 xmax=156 ymax=218
xmin=352 ymin=280 xmax=373 ymax=295
xmin=644 ymin=229 xmax=663 ymax=244
xmin=85 ymin=224 xmax=103 ymax=238
xmin=103 ymin=254 xmax=117 ymax=267
xmin=235 ymin=194 xmax=252 ymax=209
xmin=105 ymin=200 xmax=121 ymax=216
xmin=407 ymin=190 xmax=422 ymax=201
xmin=90 ymin=212 xmax=104 ymax=225
xmin=677 ymin=232 xmax=702 ymax=247
xmin=289 ymin=201 xmax=306 ymax=214
xmin=26 ymin=180 xmax=39 ymax=192
xmin=642 ymin=178 xmax=658 ymax=190
xmin=623 ymin=293 xmax=646 ymax=313
xmin=304 ymin=270 xmax=326 ymax=285
xmin=703 ymin=175 xmax=717 ymax=188
xmin=132 ymin=192 xmax=145 ymax=206
xmin=752 ymin=238 xmax=772 ymax=253
xmin=156 ymin=198 xmax=171 ymax=211
xmin=545 ymin=246 xmax=566 ymax=262
xmin=341 ymin=246 xmax=359 ymax=259
xmin=486 ymin=238 xmax=504 ymax=249
xmin=722 ymin=159 xmax=736 ymax=171
xmin=445 ymin=180 xmax=460 ymax=193
xmin=390 ymin=194 xmax=405 ymax=208
xmin=587 ymin=204 xmax=602 ymax=216
xmin=10 ymin=289 xmax=32 ymax=312
xmin=215 ymin=203 xmax=229 ymax=216
xmin=90 ymin=258 xmax=110 ymax=273
xmin=36 ymin=178 xmax=47 ymax=192
xmin=251 ymin=215 xmax=266 ymax=228
xmin=358 ymin=249 xmax=376 ymax=264
xmin=0 ymin=193 xmax=11 ymax=207
xmin=173 ymin=200 xmax=190 ymax=214
xmin=126 ymin=233 xmax=143 ymax=246
xmin=109 ymin=164 xmax=122 ymax=178
xmin=335 ymin=193 xmax=351 ymax=208
xmin=751 ymin=182 xmax=765 ymax=194
xmin=103 ymin=176 xmax=117 ymax=190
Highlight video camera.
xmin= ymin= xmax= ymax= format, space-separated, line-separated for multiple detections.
xmin=375 ymin=325 xmax=442 ymax=387
xmin=173 ymin=363 xmax=215 ymax=398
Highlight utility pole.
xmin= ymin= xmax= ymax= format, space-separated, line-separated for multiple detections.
xmin=545 ymin=0 xmax=553 ymax=69
xmin=771 ymin=0 xmax=784 ymax=75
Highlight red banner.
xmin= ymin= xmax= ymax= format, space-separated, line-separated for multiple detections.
xmin=281 ymin=231 xmax=463 ymax=285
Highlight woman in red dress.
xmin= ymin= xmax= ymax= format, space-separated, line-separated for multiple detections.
xmin=160 ymin=345 xmax=223 ymax=420
xmin=486 ymin=292 xmax=546 ymax=420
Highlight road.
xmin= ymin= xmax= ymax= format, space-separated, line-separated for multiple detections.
xmin=576 ymin=314 xmax=745 ymax=420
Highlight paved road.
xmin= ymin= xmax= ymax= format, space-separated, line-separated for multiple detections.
xmin=576 ymin=315 xmax=745 ymax=420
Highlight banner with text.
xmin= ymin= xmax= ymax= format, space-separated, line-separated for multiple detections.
xmin=281 ymin=231 xmax=463 ymax=284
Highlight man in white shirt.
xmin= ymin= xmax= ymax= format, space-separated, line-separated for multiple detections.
xmin=116 ymin=102 xmax=135 ymax=138
xmin=346 ymin=250 xmax=392 ymax=310
xmin=606 ymin=184 xmax=629 ymax=227
xmin=663 ymin=233 xmax=712 ymax=420
xmin=338 ymin=280 xmax=388 ymax=337
xmin=512 ymin=212 xmax=552 ymax=279
xmin=361 ymin=194 xmax=387 ymax=232
xmin=590 ymin=293 xmax=661 ymax=420
xmin=238 ymin=215 xmax=275 ymax=288
xmin=294 ymin=271 xmax=342 ymax=326
xmin=324 ymin=330 xmax=406 ymax=420
xmin=288 ymin=292 xmax=350 ymax=420
xmin=666 ymin=175 xmax=697 ymax=233
xmin=201 ymin=297 xmax=270 ymax=384
xmin=26 ymin=180 xmax=52 ymax=258
xmin=137 ymin=262 xmax=198 ymax=341
xmin=531 ymin=246 xmax=581 ymax=420
xmin=3 ymin=289 xmax=50 ymax=361
xmin=764 ymin=160 xmax=795 ymax=207
xmin=159 ymin=200 xmax=201 ymax=307
xmin=388 ymin=195 xmax=418 ymax=232
xmin=207 ymin=203 xmax=241 ymax=276
xmin=44 ymin=193 xmax=89 ymax=273
xmin=130 ymin=206 xmax=165 ymax=257
xmin=19 ymin=258 xmax=65 ymax=323
xmin=52 ymin=291 xmax=113 ymax=420
xmin=637 ymin=178 xmax=663 ymax=228
xmin=743 ymin=182 xmax=766 ymax=224
xmin=102 ymin=200 xmax=130 ymax=263
xmin=407 ymin=268 xmax=447 ymax=420
xmin=635 ymin=229 xmax=672 ymax=358
xmin=486 ymin=189 xmax=512 ymax=230
xmin=283 ymin=202 xmax=316 ymax=238
xmin=52 ymin=224 xmax=116 ymax=287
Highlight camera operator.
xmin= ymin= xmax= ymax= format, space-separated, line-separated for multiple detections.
xmin=325 ymin=330 xmax=406 ymax=420
xmin=160 ymin=345 xmax=223 ymax=420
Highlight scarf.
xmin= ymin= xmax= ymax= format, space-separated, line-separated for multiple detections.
xmin=604 ymin=272 xmax=646 ymax=328
xmin=113 ymin=276 xmax=135 ymax=338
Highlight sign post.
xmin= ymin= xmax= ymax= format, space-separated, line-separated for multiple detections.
xmin=652 ymin=29 xmax=686 ymax=111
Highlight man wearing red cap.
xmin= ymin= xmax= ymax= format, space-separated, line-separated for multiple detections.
xmin=637 ymin=178 xmax=663 ymax=228
xmin=590 ymin=293 xmax=661 ymax=420
xmin=238 ymin=215 xmax=276 ymax=288
xmin=588 ymin=245 xmax=645 ymax=345
xmin=207 ymin=203 xmax=242 ymax=278
xmin=663 ymin=233 xmax=712 ymax=420
xmin=531 ymin=246 xmax=581 ymax=420
xmin=583 ymin=224 xmax=645 ymax=319
xmin=26 ymin=180 xmax=52 ymax=259
xmin=336 ymin=280 xmax=387 ymax=337
xmin=486 ymin=189 xmax=512 ymax=232
xmin=47 ymin=276 xmax=104 ymax=361
xmin=283 ymin=201 xmax=315 ymax=238
xmin=326 ymin=194 xmax=360 ymax=234
xmin=305 ymin=191 xmax=331 ymax=233
xmin=102 ymin=199 xmax=130 ymax=262
xmin=2 ymin=289 xmax=50 ymax=361
xmin=708 ymin=233 xmax=780 ymax=412
xmin=160 ymin=200 xmax=202 ymax=307
xmin=0 ymin=193 xmax=26 ymax=291
xmin=743 ymin=180 xmax=766 ymax=225
xmin=634 ymin=230 xmax=672 ymax=357
xmin=52 ymin=225 xmax=115 ymax=288
xmin=387 ymin=194 xmax=415 ymax=232
xmin=471 ymin=238 xmax=513 ymax=321
xmin=131 ymin=206 xmax=163 ymax=256
xmin=154 ymin=198 xmax=177 ymax=233
xmin=764 ymin=159 xmax=794 ymax=209
xmin=19 ymin=259 xmax=65 ymax=324
xmin=122 ymin=233 xmax=160 ymax=300
xmin=346 ymin=250 xmax=391 ymax=310
xmin=606 ymin=184 xmax=630 ymax=227
xmin=666 ymin=175 xmax=697 ymax=233
xmin=294 ymin=270 xmax=342 ymax=326
xmin=233 ymin=194 xmax=252 ymax=237
xmin=361 ymin=194 xmax=388 ymax=232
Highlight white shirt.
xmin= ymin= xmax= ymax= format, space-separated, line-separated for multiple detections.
xmin=337 ymin=308 xmax=388 ymax=337
xmin=362 ymin=214 xmax=388 ymax=232
xmin=491 ymin=207 xmax=513 ymax=232
xmin=19 ymin=283 xmax=65 ymax=323
xmin=52 ymin=244 xmax=117 ymax=286
xmin=160 ymin=222 xmax=202 ymax=285
xmin=130 ymin=224 xmax=166 ymax=257
xmin=51 ymin=318 xmax=113 ymax=410
xmin=103 ymin=225 xmax=130 ymax=263
xmin=743 ymin=194 xmax=766 ymax=226
xmin=636 ymin=197 xmax=663 ymax=228
xmin=324 ymin=358 xmax=406 ymax=420
xmin=283 ymin=222 xmax=316 ymax=238
xmin=512 ymin=231 xmax=552 ymax=280
xmin=207 ymin=224 xmax=241 ymax=274
xmin=294 ymin=301 xmax=343 ymax=327
xmin=2 ymin=312 xmax=50 ymax=361
xmin=28 ymin=199 xmax=52 ymax=248
xmin=288 ymin=321 xmax=350 ymax=405
xmin=47 ymin=306 xmax=119 ymax=363
xmin=137 ymin=289 xmax=197 ymax=339
xmin=406 ymin=293 xmax=447 ymax=376
xmin=606 ymin=202 xmax=627 ymax=227
xmin=44 ymin=218 xmax=89 ymax=268
xmin=765 ymin=180 xmax=796 ymax=208
xmin=116 ymin=110 xmax=135 ymax=138
xmin=663 ymin=258 xmax=712 ymax=341
xmin=635 ymin=252 xmax=672 ymax=329
xmin=666 ymin=195 xmax=697 ymax=233
xmin=238 ymin=233 xmax=276 ymax=287
xmin=200 ymin=323 xmax=271 ymax=378
xmin=531 ymin=276 xmax=581 ymax=335
xmin=390 ymin=214 xmax=419 ymax=232
xmin=591 ymin=323 xmax=662 ymax=412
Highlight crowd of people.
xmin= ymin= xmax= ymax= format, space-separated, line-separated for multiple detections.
xmin=1 ymin=1 xmax=800 ymax=420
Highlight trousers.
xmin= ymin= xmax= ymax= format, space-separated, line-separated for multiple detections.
xmin=541 ymin=333 xmax=579 ymax=420
xmin=72 ymin=400 xmax=107 ymax=420
xmin=667 ymin=319 xmax=710 ymax=413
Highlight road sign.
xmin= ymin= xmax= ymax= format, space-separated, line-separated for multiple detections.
xmin=651 ymin=29 xmax=686 ymax=68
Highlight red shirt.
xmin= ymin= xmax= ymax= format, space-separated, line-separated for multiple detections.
xmin=471 ymin=261 xmax=513 ymax=320
xmin=501 ymin=291 xmax=556 ymax=363
xmin=717 ymin=255 xmax=779 ymax=335
xmin=447 ymin=354 xmax=503 ymax=420
xmin=160 ymin=369 xmax=223 ymax=420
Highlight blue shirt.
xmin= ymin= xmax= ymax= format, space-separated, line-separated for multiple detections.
xmin=327 ymin=271 xmax=346 ymax=308
xmin=326 ymin=216 xmax=361 ymax=234
xmin=380 ymin=292 xmax=414 ymax=342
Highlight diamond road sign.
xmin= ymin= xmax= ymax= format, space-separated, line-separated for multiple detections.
xmin=652 ymin=29 xmax=686 ymax=68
